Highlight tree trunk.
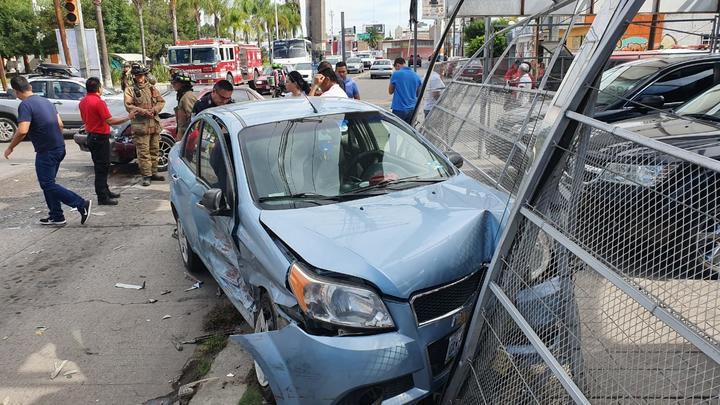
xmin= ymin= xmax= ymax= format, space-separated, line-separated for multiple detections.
xmin=171 ymin=1 xmax=178 ymax=44
xmin=138 ymin=5 xmax=147 ymax=62
xmin=215 ymin=15 xmax=220 ymax=38
xmin=94 ymin=1 xmax=114 ymax=89
xmin=195 ymin=10 xmax=201 ymax=39
xmin=22 ymin=55 xmax=31 ymax=74
xmin=0 ymin=56 xmax=7 ymax=92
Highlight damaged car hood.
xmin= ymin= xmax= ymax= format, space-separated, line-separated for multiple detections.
xmin=260 ymin=175 xmax=510 ymax=299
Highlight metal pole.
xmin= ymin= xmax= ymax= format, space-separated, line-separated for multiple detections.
xmin=483 ymin=16 xmax=492 ymax=84
xmin=53 ymin=0 xmax=73 ymax=66
xmin=647 ymin=0 xmax=660 ymax=50
xmin=413 ymin=19 xmax=418 ymax=72
xmin=452 ymin=18 xmax=456 ymax=57
xmin=94 ymin=0 xmax=113 ymax=88
xmin=75 ymin=0 xmax=90 ymax=77
xmin=341 ymin=12 xmax=346 ymax=62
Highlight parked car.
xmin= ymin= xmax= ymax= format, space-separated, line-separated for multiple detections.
xmin=345 ymin=57 xmax=364 ymax=73
xmin=251 ymin=67 xmax=275 ymax=94
xmin=407 ymin=54 xmax=422 ymax=67
xmin=0 ymin=75 xmax=122 ymax=142
xmin=356 ymin=52 xmax=374 ymax=68
xmin=370 ymin=59 xmax=393 ymax=79
xmin=324 ymin=55 xmax=342 ymax=67
xmin=292 ymin=62 xmax=314 ymax=82
xmin=595 ymin=54 xmax=720 ymax=123
xmin=73 ymin=85 xmax=263 ymax=171
xmin=458 ymin=60 xmax=483 ymax=83
xmin=168 ymin=97 xmax=513 ymax=404
xmin=570 ymin=83 xmax=720 ymax=279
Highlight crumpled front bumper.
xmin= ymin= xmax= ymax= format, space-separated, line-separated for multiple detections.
xmin=232 ymin=322 xmax=429 ymax=404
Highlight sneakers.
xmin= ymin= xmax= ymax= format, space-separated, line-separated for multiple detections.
xmin=142 ymin=177 xmax=151 ymax=186
xmin=79 ymin=199 xmax=92 ymax=225
xmin=39 ymin=217 xmax=67 ymax=226
xmin=98 ymin=198 xmax=118 ymax=206
xmin=150 ymin=174 xmax=165 ymax=181
xmin=107 ymin=190 xmax=121 ymax=199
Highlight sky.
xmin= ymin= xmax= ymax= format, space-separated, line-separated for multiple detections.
xmin=324 ymin=0 xmax=438 ymax=37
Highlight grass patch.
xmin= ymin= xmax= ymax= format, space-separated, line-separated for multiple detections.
xmin=203 ymin=300 xmax=245 ymax=333
xmin=198 ymin=334 xmax=227 ymax=357
xmin=238 ymin=383 xmax=264 ymax=405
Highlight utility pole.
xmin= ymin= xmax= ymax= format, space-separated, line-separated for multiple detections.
xmin=75 ymin=0 xmax=90 ymax=77
xmin=340 ymin=12 xmax=346 ymax=62
xmin=330 ymin=10 xmax=334 ymax=55
xmin=94 ymin=0 xmax=113 ymax=88
xmin=410 ymin=0 xmax=418 ymax=72
xmin=274 ymin=1 xmax=280 ymax=40
xmin=53 ymin=0 xmax=73 ymax=66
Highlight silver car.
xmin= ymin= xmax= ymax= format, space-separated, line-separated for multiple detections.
xmin=346 ymin=58 xmax=364 ymax=73
xmin=370 ymin=59 xmax=393 ymax=79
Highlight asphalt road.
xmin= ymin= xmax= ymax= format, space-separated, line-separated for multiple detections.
xmin=350 ymin=67 xmax=428 ymax=109
xmin=0 ymin=140 xmax=223 ymax=404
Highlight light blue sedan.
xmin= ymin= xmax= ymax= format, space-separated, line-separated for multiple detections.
xmin=168 ymin=98 xmax=511 ymax=404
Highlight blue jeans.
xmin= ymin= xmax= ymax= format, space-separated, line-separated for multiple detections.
xmin=392 ymin=109 xmax=414 ymax=125
xmin=35 ymin=147 xmax=85 ymax=221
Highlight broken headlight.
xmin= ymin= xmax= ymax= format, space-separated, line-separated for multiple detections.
xmin=288 ymin=262 xmax=395 ymax=331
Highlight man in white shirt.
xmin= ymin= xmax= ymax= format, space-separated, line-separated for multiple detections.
xmin=516 ymin=63 xmax=533 ymax=105
xmin=423 ymin=64 xmax=446 ymax=118
xmin=313 ymin=67 xmax=348 ymax=98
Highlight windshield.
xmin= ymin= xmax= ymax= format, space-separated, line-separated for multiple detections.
xmin=596 ymin=64 xmax=662 ymax=109
xmin=240 ymin=112 xmax=454 ymax=208
xmin=676 ymin=84 xmax=720 ymax=119
xmin=273 ymin=41 xmax=308 ymax=59
xmin=169 ymin=48 xmax=191 ymax=65
xmin=191 ymin=47 xmax=218 ymax=64
xmin=348 ymin=58 xmax=361 ymax=63
xmin=374 ymin=60 xmax=391 ymax=66
xmin=294 ymin=63 xmax=312 ymax=70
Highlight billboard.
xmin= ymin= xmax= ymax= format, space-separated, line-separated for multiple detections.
xmin=445 ymin=0 xmax=720 ymax=16
xmin=365 ymin=24 xmax=385 ymax=35
xmin=423 ymin=0 xmax=445 ymax=19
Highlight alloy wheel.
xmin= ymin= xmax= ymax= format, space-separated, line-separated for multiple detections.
xmin=177 ymin=220 xmax=189 ymax=264
xmin=158 ymin=138 xmax=173 ymax=171
xmin=0 ymin=118 xmax=16 ymax=142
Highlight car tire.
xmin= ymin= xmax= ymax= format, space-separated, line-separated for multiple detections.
xmin=176 ymin=216 xmax=202 ymax=273
xmin=0 ymin=115 xmax=17 ymax=143
xmin=254 ymin=293 xmax=278 ymax=403
xmin=157 ymin=135 xmax=175 ymax=172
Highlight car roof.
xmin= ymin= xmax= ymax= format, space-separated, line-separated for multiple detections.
xmin=616 ymin=53 xmax=720 ymax=69
xmin=207 ymin=97 xmax=381 ymax=128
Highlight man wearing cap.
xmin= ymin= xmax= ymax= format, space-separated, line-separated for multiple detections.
xmin=124 ymin=63 xmax=166 ymax=187
xmin=171 ymin=71 xmax=197 ymax=138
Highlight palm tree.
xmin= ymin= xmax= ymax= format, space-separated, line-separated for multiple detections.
xmin=169 ymin=0 xmax=178 ymax=44
xmin=131 ymin=0 xmax=147 ymax=62
xmin=203 ymin=0 xmax=228 ymax=38
xmin=179 ymin=0 xmax=202 ymax=39
xmin=367 ymin=27 xmax=381 ymax=50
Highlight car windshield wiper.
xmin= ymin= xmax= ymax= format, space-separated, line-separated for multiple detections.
xmin=343 ymin=176 xmax=446 ymax=195
xmin=258 ymin=192 xmax=342 ymax=204
xmin=681 ymin=113 xmax=720 ymax=123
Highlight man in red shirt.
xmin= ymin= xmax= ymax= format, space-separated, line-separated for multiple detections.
xmin=79 ymin=77 xmax=135 ymax=205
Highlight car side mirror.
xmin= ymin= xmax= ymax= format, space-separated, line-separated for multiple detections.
xmin=199 ymin=188 xmax=228 ymax=216
xmin=158 ymin=112 xmax=174 ymax=119
xmin=446 ymin=151 xmax=464 ymax=168
xmin=633 ymin=95 xmax=664 ymax=113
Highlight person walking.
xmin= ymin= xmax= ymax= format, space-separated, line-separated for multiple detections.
xmin=79 ymin=77 xmax=135 ymax=205
xmin=192 ymin=79 xmax=234 ymax=115
xmin=389 ymin=57 xmax=422 ymax=124
xmin=285 ymin=71 xmax=310 ymax=98
xmin=424 ymin=63 xmax=446 ymax=118
xmin=335 ymin=62 xmax=360 ymax=100
xmin=171 ymin=71 xmax=197 ymax=137
xmin=3 ymin=76 xmax=92 ymax=225
xmin=124 ymin=63 xmax=166 ymax=187
xmin=313 ymin=66 xmax=348 ymax=98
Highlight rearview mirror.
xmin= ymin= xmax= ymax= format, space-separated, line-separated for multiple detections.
xmin=158 ymin=112 xmax=174 ymax=119
xmin=633 ymin=95 xmax=664 ymax=112
xmin=198 ymin=189 xmax=227 ymax=216
xmin=446 ymin=151 xmax=464 ymax=168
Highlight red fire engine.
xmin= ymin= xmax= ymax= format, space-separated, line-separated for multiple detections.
xmin=167 ymin=39 xmax=262 ymax=85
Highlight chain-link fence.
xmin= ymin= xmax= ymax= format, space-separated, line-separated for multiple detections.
xmin=421 ymin=0 xmax=720 ymax=403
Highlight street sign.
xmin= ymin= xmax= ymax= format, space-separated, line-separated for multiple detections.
xmin=358 ymin=33 xmax=371 ymax=41
xmin=422 ymin=0 xmax=445 ymax=19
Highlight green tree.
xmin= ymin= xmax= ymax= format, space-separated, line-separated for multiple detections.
xmin=203 ymin=0 xmax=228 ymax=38
xmin=465 ymin=34 xmax=507 ymax=58
xmin=366 ymin=27 xmax=381 ymax=50
xmin=463 ymin=18 xmax=510 ymax=58
xmin=180 ymin=0 xmax=203 ymax=39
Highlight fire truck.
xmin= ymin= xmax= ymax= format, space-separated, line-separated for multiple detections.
xmin=167 ymin=39 xmax=262 ymax=85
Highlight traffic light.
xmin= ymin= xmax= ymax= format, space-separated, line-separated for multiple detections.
xmin=64 ymin=0 xmax=79 ymax=25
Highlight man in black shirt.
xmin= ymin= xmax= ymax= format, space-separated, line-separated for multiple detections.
xmin=192 ymin=80 xmax=234 ymax=115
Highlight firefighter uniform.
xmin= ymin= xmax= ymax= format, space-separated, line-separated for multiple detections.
xmin=124 ymin=64 xmax=165 ymax=185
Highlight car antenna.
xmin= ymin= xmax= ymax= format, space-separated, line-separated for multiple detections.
xmin=302 ymin=93 xmax=319 ymax=114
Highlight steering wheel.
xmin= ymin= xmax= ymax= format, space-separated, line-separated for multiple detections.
xmin=361 ymin=161 xmax=408 ymax=182
xmin=347 ymin=150 xmax=385 ymax=179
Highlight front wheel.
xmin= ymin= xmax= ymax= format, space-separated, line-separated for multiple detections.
xmin=254 ymin=293 xmax=277 ymax=403
xmin=157 ymin=135 xmax=175 ymax=172
xmin=0 ymin=116 xmax=17 ymax=142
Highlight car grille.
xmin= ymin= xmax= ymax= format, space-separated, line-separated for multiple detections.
xmin=411 ymin=270 xmax=484 ymax=325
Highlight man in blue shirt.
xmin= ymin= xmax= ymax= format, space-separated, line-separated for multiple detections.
xmin=335 ymin=62 xmax=360 ymax=100
xmin=389 ymin=57 xmax=422 ymax=124
xmin=3 ymin=76 xmax=91 ymax=226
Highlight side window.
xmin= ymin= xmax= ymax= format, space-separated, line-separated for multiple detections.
xmin=637 ymin=64 xmax=715 ymax=106
xmin=53 ymin=81 xmax=86 ymax=100
xmin=183 ymin=121 xmax=202 ymax=171
xmin=227 ymin=47 xmax=234 ymax=60
xmin=198 ymin=122 xmax=229 ymax=195
xmin=30 ymin=81 xmax=48 ymax=97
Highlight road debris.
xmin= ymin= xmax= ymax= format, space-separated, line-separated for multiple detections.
xmin=148 ymin=299 xmax=158 ymax=303
xmin=114 ymin=281 xmax=145 ymax=290
xmin=184 ymin=282 xmax=202 ymax=291
xmin=35 ymin=326 xmax=47 ymax=336
xmin=112 ymin=245 xmax=125 ymax=251
xmin=160 ymin=290 xmax=171 ymax=295
xmin=216 ymin=287 xmax=223 ymax=297
xmin=91 ymin=212 xmax=106 ymax=216
xmin=162 ymin=315 xmax=172 ymax=320
xmin=2 ymin=336 xmax=8 ymax=340
xmin=63 ymin=370 xmax=78 ymax=378
xmin=226 ymin=373 xmax=234 ymax=378
xmin=171 ymin=228 xmax=178 ymax=239
xmin=178 ymin=376 xmax=220 ymax=397
xmin=30 ymin=250 xmax=43 ymax=255
xmin=174 ymin=342 xmax=183 ymax=351
xmin=50 ymin=360 xmax=68 ymax=380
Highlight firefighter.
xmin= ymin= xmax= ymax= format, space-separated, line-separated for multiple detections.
xmin=170 ymin=70 xmax=197 ymax=138
xmin=120 ymin=62 xmax=133 ymax=91
xmin=124 ymin=63 xmax=166 ymax=187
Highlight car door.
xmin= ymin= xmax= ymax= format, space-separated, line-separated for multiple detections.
xmin=171 ymin=120 xmax=204 ymax=254
xmin=191 ymin=117 xmax=254 ymax=321
xmin=50 ymin=80 xmax=86 ymax=128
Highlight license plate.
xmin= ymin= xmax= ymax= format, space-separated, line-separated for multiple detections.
xmin=445 ymin=327 xmax=465 ymax=363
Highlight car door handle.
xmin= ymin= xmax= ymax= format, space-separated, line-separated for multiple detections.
xmin=171 ymin=174 xmax=179 ymax=182
xmin=52 ymin=101 xmax=62 ymax=105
